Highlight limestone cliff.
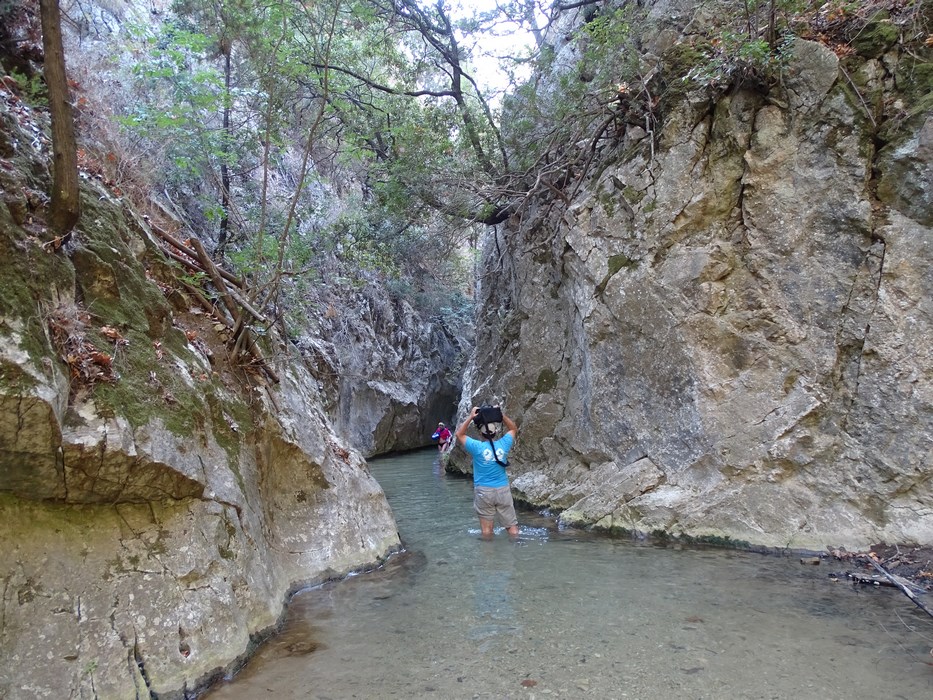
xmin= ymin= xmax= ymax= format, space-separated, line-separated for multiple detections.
xmin=297 ymin=282 xmax=469 ymax=458
xmin=0 ymin=86 xmax=400 ymax=698
xmin=455 ymin=1 xmax=932 ymax=550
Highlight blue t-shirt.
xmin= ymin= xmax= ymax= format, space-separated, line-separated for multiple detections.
xmin=464 ymin=433 xmax=515 ymax=488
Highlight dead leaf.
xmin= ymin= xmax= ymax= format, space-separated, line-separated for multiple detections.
xmin=90 ymin=351 xmax=112 ymax=367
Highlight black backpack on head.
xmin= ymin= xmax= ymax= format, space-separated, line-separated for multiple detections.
xmin=473 ymin=405 xmax=503 ymax=429
xmin=474 ymin=405 xmax=508 ymax=467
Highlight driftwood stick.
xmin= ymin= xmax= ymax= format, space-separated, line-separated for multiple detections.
xmin=162 ymin=246 xmax=206 ymax=276
xmin=869 ymin=558 xmax=933 ymax=619
xmin=189 ymin=238 xmax=279 ymax=384
xmin=190 ymin=239 xmax=243 ymax=326
xmin=223 ymin=283 xmax=268 ymax=324
xmin=152 ymin=224 xmax=244 ymax=289
xmin=164 ymin=245 xmax=267 ymax=325
xmin=236 ymin=331 xmax=280 ymax=384
xmin=231 ymin=317 xmax=247 ymax=357
xmin=151 ymin=222 xmax=198 ymax=257
xmin=847 ymin=571 xmax=896 ymax=587
xmin=241 ymin=328 xmax=280 ymax=384
xmin=179 ymin=280 xmax=222 ymax=319
xmin=152 ymin=227 xmax=278 ymax=384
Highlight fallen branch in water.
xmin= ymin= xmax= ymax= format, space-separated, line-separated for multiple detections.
xmin=869 ymin=555 xmax=933 ymax=620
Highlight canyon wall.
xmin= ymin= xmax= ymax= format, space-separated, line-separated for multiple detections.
xmin=300 ymin=282 xmax=468 ymax=457
xmin=0 ymin=84 xmax=400 ymax=699
xmin=455 ymin=1 xmax=932 ymax=551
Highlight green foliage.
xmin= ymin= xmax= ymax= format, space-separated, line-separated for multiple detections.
xmin=328 ymin=211 xmax=401 ymax=278
xmin=685 ymin=30 xmax=796 ymax=90
xmin=97 ymin=0 xmax=505 ymax=330
xmin=581 ymin=7 xmax=632 ymax=58
xmin=7 ymin=69 xmax=47 ymax=106
xmin=119 ymin=20 xmax=241 ymax=188
xmin=682 ymin=0 xmax=804 ymax=90
xmin=501 ymin=3 xmax=651 ymax=175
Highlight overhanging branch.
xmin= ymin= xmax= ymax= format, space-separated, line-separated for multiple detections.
xmin=306 ymin=61 xmax=459 ymax=98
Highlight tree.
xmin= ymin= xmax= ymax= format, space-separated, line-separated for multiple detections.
xmin=39 ymin=0 xmax=80 ymax=237
xmin=302 ymin=0 xmax=516 ymax=224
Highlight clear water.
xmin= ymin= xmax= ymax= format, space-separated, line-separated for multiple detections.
xmin=205 ymin=449 xmax=933 ymax=699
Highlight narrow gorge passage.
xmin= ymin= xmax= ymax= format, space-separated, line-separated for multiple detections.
xmin=205 ymin=450 xmax=933 ymax=700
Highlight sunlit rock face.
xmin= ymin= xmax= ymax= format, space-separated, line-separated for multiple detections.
xmin=0 ymin=89 xmax=399 ymax=699
xmin=456 ymin=8 xmax=932 ymax=550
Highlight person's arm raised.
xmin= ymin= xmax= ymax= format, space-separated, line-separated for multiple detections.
xmin=502 ymin=413 xmax=518 ymax=440
xmin=455 ymin=406 xmax=479 ymax=446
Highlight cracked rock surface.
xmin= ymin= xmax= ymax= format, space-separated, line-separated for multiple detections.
xmin=453 ymin=12 xmax=932 ymax=551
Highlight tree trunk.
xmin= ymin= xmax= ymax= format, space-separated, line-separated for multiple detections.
xmin=218 ymin=38 xmax=232 ymax=255
xmin=39 ymin=0 xmax=81 ymax=236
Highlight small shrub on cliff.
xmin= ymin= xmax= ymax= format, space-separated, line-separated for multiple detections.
xmin=683 ymin=0 xmax=804 ymax=93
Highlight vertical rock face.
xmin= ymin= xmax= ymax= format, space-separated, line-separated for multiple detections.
xmin=305 ymin=284 xmax=470 ymax=458
xmin=460 ymin=17 xmax=932 ymax=549
xmin=0 ymin=91 xmax=399 ymax=699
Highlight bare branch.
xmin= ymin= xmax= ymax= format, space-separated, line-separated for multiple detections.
xmin=306 ymin=61 xmax=461 ymax=98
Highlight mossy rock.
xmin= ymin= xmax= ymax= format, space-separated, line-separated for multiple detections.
xmin=607 ymin=253 xmax=636 ymax=276
xmin=0 ymin=203 xmax=77 ymax=322
xmin=660 ymin=39 xmax=710 ymax=104
xmin=0 ymin=359 xmax=38 ymax=393
xmin=678 ymin=532 xmax=752 ymax=550
xmin=894 ymin=54 xmax=933 ymax=111
xmin=850 ymin=15 xmax=899 ymax=59
xmin=598 ymin=190 xmax=616 ymax=218
xmin=594 ymin=253 xmax=636 ymax=296
xmin=622 ymin=186 xmax=645 ymax=205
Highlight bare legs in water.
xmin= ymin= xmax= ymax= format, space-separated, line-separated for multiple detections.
xmin=479 ymin=518 xmax=519 ymax=540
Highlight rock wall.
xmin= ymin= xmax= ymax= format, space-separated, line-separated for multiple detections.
xmin=455 ymin=2 xmax=932 ymax=550
xmin=298 ymin=283 xmax=469 ymax=458
xmin=0 ymin=88 xmax=399 ymax=699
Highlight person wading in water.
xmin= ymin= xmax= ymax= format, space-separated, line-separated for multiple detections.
xmin=432 ymin=422 xmax=453 ymax=453
xmin=455 ymin=405 xmax=519 ymax=539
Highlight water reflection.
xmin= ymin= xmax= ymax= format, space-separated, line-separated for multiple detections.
xmin=204 ymin=449 xmax=933 ymax=699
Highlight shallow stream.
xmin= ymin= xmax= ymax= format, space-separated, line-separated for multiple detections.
xmin=205 ymin=449 xmax=933 ymax=699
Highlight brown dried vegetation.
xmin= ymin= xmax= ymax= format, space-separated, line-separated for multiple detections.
xmin=46 ymin=303 xmax=127 ymax=399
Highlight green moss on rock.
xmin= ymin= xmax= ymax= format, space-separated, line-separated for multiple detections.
xmin=851 ymin=15 xmax=899 ymax=59
xmin=0 ymin=359 xmax=38 ymax=393
xmin=90 ymin=324 xmax=207 ymax=434
xmin=594 ymin=253 xmax=637 ymax=297
xmin=607 ymin=253 xmax=636 ymax=276
xmin=622 ymin=186 xmax=645 ymax=204
xmin=598 ymin=190 xmax=616 ymax=218
xmin=205 ymin=389 xmax=253 ymax=463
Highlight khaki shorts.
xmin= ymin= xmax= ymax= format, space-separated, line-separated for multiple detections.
xmin=474 ymin=486 xmax=517 ymax=527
